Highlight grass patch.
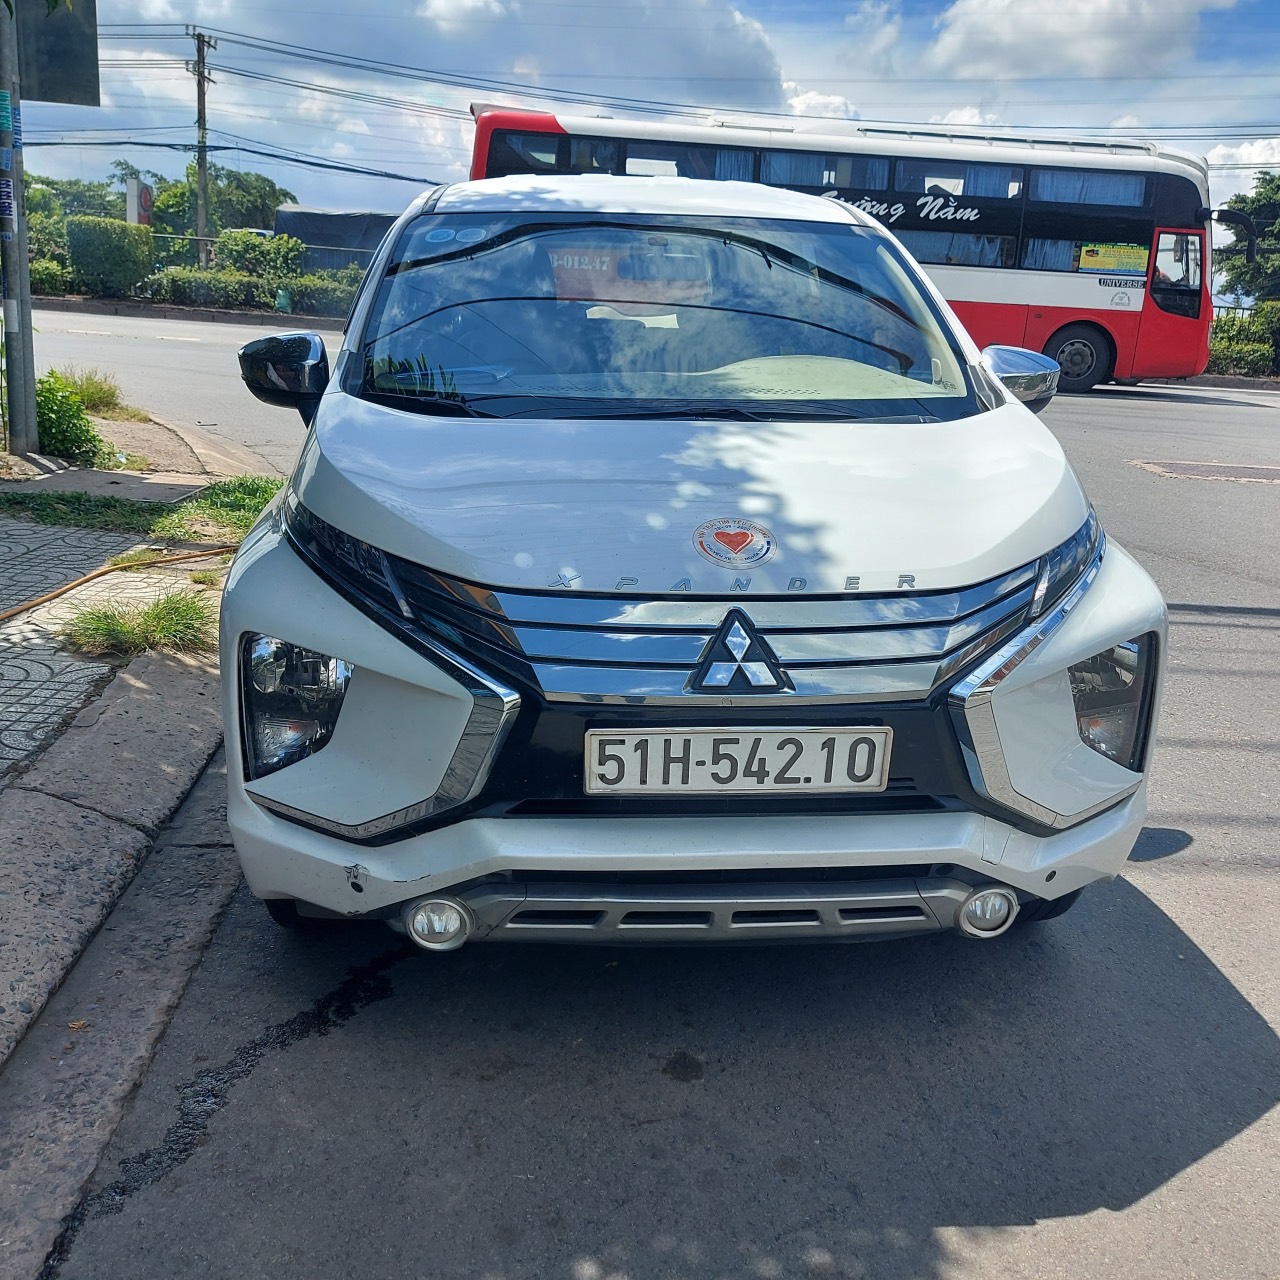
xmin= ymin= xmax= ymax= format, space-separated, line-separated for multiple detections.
xmin=0 ymin=490 xmax=171 ymax=534
xmin=55 ymin=365 xmax=151 ymax=421
xmin=106 ymin=548 xmax=168 ymax=569
xmin=189 ymin=570 xmax=222 ymax=587
xmin=152 ymin=475 xmax=284 ymax=540
xmin=60 ymin=590 xmax=218 ymax=659
xmin=0 ymin=475 xmax=283 ymax=542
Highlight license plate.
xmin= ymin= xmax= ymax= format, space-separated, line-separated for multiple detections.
xmin=584 ymin=727 xmax=892 ymax=796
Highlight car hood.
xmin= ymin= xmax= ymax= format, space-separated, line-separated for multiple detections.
xmin=290 ymin=391 xmax=1088 ymax=595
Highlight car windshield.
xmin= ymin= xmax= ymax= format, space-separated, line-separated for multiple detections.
xmin=357 ymin=212 xmax=981 ymax=420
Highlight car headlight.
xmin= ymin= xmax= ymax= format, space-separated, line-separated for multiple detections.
xmin=1068 ymin=634 xmax=1156 ymax=772
xmin=1030 ymin=510 xmax=1102 ymax=618
xmin=241 ymin=633 xmax=353 ymax=779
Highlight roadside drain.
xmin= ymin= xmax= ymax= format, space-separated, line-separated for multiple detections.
xmin=1132 ymin=460 xmax=1280 ymax=483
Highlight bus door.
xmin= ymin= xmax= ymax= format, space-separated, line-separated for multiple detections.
xmin=1133 ymin=229 xmax=1208 ymax=378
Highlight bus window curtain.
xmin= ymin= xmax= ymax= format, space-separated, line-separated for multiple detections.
xmin=714 ymin=150 xmax=755 ymax=182
xmin=760 ymin=151 xmax=826 ymax=185
xmin=962 ymin=165 xmax=1019 ymax=197
xmin=1022 ymin=239 xmax=1076 ymax=271
xmin=1030 ymin=170 xmax=1146 ymax=206
xmin=897 ymin=231 xmax=1009 ymax=267
xmin=862 ymin=157 xmax=890 ymax=189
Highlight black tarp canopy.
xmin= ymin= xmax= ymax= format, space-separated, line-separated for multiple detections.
xmin=273 ymin=207 xmax=398 ymax=271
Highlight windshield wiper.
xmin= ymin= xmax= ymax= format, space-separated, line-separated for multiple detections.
xmin=361 ymin=388 xmax=492 ymax=417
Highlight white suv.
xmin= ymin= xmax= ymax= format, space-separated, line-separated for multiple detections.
xmin=223 ymin=174 xmax=1165 ymax=951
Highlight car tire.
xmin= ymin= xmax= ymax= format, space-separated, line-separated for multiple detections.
xmin=1013 ymin=887 xmax=1084 ymax=926
xmin=1044 ymin=324 xmax=1112 ymax=393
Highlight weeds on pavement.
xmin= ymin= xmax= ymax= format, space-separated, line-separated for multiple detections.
xmin=55 ymin=365 xmax=151 ymax=422
xmin=61 ymin=590 xmax=218 ymax=658
xmin=0 ymin=475 xmax=283 ymax=543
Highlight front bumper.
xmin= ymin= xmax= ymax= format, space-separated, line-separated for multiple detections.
xmin=220 ymin=509 xmax=1165 ymax=939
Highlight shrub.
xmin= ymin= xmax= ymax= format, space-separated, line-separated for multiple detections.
xmin=213 ymin=229 xmax=304 ymax=279
xmin=35 ymin=371 xmax=109 ymax=465
xmin=30 ymin=258 xmax=70 ymax=295
xmin=66 ymin=216 xmax=154 ymax=297
xmin=145 ymin=267 xmax=267 ymax=310
xmin=1207 ymin=340 xmax=1274 ymax=377
xmin=286 ymin=271 xmax=359 ymax=317
xmin=28 ymin=210 xmax=68 ymax=266
xmin=1248 ymin=301 xmax=1280 ymax=368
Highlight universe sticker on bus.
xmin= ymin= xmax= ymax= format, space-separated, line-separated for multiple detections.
xmin=1077 ymin=243 xmax=1150 ymax=276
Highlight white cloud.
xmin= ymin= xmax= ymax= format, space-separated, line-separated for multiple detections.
xmin=787 ymin=88 xmax=859 ymax=119
xmin=928 ymin=0 xmax=1237 ymax=79
xmin=930 ymin=105 xmax=1004 ymax=126
xmin=1206 ymin=137 xmax=1280 ymax=207
xmin=841 ymin=0 xmax=903 ymax=73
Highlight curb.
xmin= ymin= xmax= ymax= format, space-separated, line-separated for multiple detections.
xmin=1145 ymin=374 xmax=1280 ymax=392
xmin=34 ymin=295 xmax=346 ymax=331
xmin=156 ymin=416 xmax=279 ymax=479
xmin=0 ymin=651 xmax=223 ymax=1070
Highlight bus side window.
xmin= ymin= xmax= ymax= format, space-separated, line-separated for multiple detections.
xmin=1151 ymin=232 xmax=1202 ymax=318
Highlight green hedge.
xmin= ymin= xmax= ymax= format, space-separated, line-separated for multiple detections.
xmin=1207 ymin=340 xmax=1274 ymax=377
xmin=145 ymin=268 xmax=267 ymax=309
xmin=213 ymin=229 xmax=305 ymax=279
xmin=30 ymin=258 xmax=70 ymax=295
xmin=142 ymin=266 xmax=358 ymax=316
xmin=287 ymin=272 xmax=358 ymax=317
xmin=66 ymin=216 xmax=153 ymax=298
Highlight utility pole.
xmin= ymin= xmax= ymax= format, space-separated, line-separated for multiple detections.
xmin=0 ymin=6 xmax=37 ymax=456
xmin=188 ymin=28 xmax=216 ymax=268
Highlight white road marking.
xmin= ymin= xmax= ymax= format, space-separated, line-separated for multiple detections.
xmin=157 ymin=335 xmax=202 ymax=343
xmin=67 ymin=328 xmax=111 ymax=336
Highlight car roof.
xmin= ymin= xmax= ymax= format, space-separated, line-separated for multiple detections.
xmin=419 ymin=173 xmax=872 ymax=226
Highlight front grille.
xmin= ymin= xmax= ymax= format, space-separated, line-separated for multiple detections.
xmin=385 ymin=554 xmax=1037 ymax=705
xmin=283 ymin=499 xmax=1040 ymax=836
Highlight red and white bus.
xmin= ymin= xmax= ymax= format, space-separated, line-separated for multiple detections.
xmin=471 ymin=106 xmax=1254 ymax=391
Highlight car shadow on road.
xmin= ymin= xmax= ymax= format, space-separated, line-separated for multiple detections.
xmin=1087 ymin=386 xmax=1272 ymax=409
xmin=58 ymin=875 xmax=1280 ymax=1280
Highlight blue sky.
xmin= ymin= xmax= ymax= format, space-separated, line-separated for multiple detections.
xmin=24 ymin=0 xmax=1280 ymax=213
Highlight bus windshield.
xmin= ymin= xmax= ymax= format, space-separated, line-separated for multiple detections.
xmin=360 ymin=213 xmax=980 ymax=421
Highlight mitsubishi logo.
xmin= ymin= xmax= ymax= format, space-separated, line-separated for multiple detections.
xmin=688 ymin=610 xmax=791 ymax=694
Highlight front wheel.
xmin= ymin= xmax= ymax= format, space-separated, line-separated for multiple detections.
xmin=1044 ymin=324 xmax=1112 ymax=393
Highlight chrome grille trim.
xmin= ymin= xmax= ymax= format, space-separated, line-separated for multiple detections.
xmin=390 ymin=558 xmax=1039 ymax=704
xmin=948 ymin=536 xmax=1138 ymax=830
xmin=394 ymin=561 xmax=1038 ymax=630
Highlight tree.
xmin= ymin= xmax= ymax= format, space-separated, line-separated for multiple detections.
xmin=200 ymin=162 xmax=296 ymax=233
xmin=1218 ymin=170 xmax=1280 ymax=302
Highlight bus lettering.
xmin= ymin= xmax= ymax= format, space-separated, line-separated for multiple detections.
xmin=851 ymin=197 xmax=905 ymax=223
xmin=916 ymin=196 xmax=980 ymax=222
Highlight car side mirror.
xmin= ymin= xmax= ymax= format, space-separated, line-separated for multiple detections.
xmin=981 ymin=345 xmax=1060 ymax=415
xmin=238 ymin=332 xmax=330 ymax=425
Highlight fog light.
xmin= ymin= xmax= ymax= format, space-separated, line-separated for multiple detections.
xmin=957 ymin=887 xmax=1019 ymax=939
xmin=403 ymin=898 xmax=472 ymax=951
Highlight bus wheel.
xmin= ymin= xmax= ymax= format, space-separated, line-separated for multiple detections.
xmin=1044 ymin=324 xmax=1112 ymax=393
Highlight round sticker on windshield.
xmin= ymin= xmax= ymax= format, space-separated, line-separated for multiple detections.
xmin=455 ymin=227 xmax=487 ymax=244
xmin=424 ymin=228 xmax=455 ymax=243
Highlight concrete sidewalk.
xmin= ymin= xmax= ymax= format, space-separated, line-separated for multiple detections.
xmin=0 ymin=417 xmax=254 ymax=1072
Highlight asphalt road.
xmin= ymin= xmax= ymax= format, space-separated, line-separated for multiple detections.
xmin=17 ymin=333 xmax=1280 ymax=1278
xmin=33 ymin=308 xmax=345 ymax=478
